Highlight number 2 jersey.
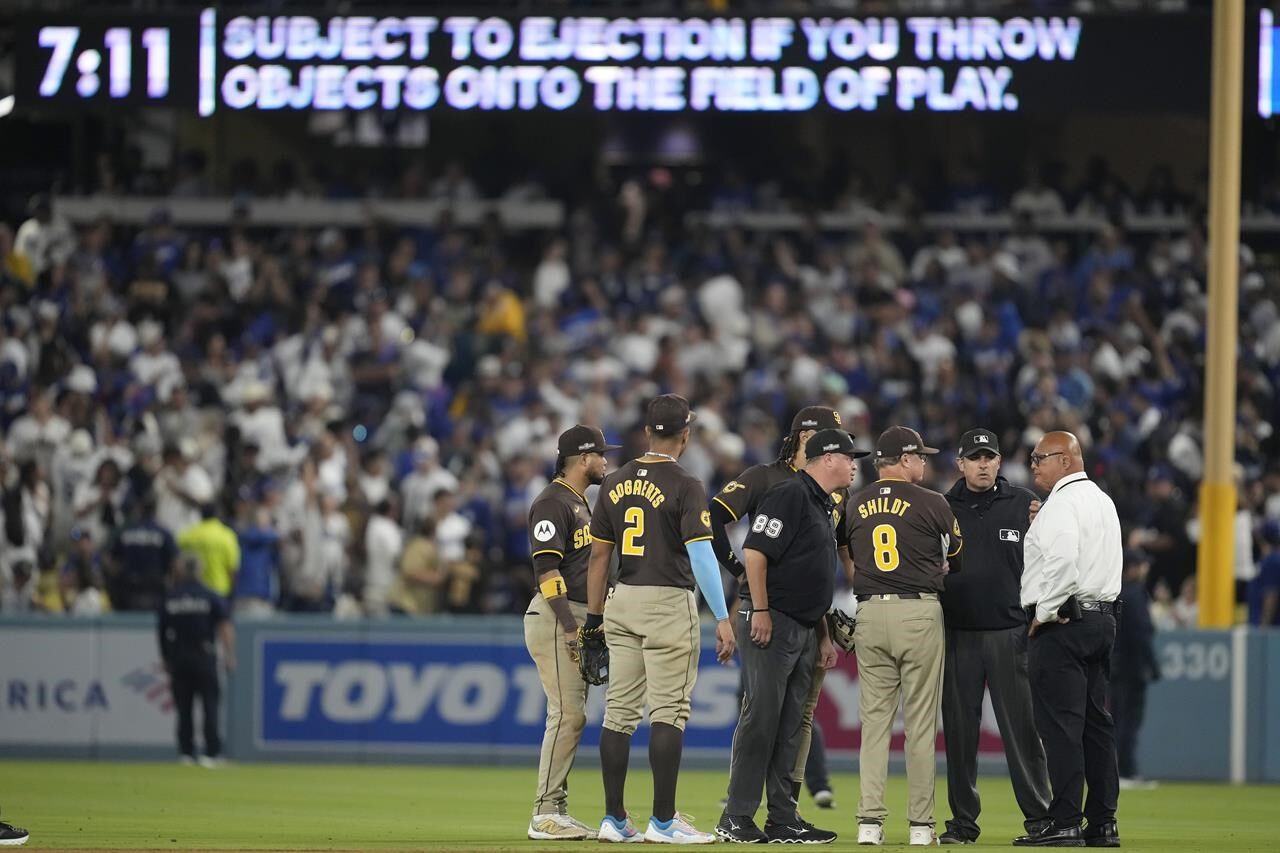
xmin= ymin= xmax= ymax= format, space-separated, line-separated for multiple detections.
xmin=590 ymin=458 xmax=713 ymax=589
xmin=847 ymin=478 xmax=962 ymax=595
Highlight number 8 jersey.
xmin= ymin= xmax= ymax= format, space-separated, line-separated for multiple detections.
xmin=590 ymin=457 xmax=712 ymax=589
xmin=847 ymin=477 xmax=963 ymax=595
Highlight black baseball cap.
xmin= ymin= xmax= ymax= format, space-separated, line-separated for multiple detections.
xmin=805 ymin=429 xmax=870 ymax=460
xmin=876 ymin=426 xmax=940 ymax=459
xmin=958 ymin=428 xmax=1001 ymax=458
xmin=557 ymin=425 xmax=621 ymax=458
xmin=791 ymin=405 xmax=843 ymax=433
xmin=646 ymin=394 xmax=696 ymax=434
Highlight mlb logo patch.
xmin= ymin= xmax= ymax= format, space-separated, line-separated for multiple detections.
xmin=999 ymin=529 xmax=1021 ymax=542
xmin=880 ymin=487 xmax=891 ymax=495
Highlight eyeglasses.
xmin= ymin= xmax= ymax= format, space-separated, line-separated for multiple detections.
xmin=1029 ymin=451 xmax=1065 ymax=467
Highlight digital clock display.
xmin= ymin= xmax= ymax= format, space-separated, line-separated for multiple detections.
xmin=13 ymin=9 xmax=1258 ymax=116
xmin=19 ymin=16 xmax=200 ymax=107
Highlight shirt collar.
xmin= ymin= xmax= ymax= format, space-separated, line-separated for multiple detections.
xmin=553 ymin=478 xmax=587 ymax=504
xmin=798 ymin=470 xmax=835 ymax=509
xmin=1048 ymin=471 xmax=1089 ymax=498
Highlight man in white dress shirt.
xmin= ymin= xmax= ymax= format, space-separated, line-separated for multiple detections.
xmin=1015 ymin=432 xmax=1122 ymax=849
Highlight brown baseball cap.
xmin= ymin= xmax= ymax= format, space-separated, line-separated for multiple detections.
xmin=791 ymin=406 xmax=843 ymax=432
xmin=646 ymin=394 xmax=696 ymax=435
xmin=557 ymin=425 xmax=621 ymax=457
xmin=875 ymin=426 xmax=940 ymax=459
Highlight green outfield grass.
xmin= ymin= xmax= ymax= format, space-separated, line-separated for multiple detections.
xmin=1 ymin=760 xmax=1277 ymax=851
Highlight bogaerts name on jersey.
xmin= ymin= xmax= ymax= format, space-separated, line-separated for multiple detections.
xmin=857 ymin=496 xmax=912 ymax=519
xmin=607 ymin=478 xmax=667 ymax=508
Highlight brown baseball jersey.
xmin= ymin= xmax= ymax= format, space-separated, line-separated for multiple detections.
xmin=590 ymin=458 xmax=712 ymax=589
xmin=527 ymin=478 xmax=594 ymax=602
xmin=713 ymin=459 xmax=851 ymax=544
xmin=847 ymin=478 xmax=963 ymax=595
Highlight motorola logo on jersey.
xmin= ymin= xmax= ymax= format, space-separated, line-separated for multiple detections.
xmin=532 ymin=520 xmax=557 ymax=542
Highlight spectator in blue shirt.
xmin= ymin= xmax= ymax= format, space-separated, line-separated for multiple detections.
xmin=234 ymin=501 xmax=281 ymax=618
xmin=1248 ymin=521 xmax=1280 ymax=628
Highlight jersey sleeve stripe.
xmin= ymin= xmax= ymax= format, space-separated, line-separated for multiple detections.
xmin=712 ymin=496 xmax=740 ymax=520
xmin=684 ymin=535 xmax=714 ymax=545
xmin=531 ymin=548 xmax=564 ymax=559
xmin=591 ymin=535 xmax=615 ymax=544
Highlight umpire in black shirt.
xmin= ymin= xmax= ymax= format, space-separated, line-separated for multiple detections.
xmin=159 ymin=555 xmax=236 ymax=765
xmin=939 ymin=429 xmax=1051 ymax=845
xmin=717 ymin=429 xmax=863 ymax=845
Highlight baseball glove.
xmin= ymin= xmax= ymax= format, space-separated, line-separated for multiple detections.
xmin=827 ymin=607 xmax=857 ymax=654
xmin=576 ymin=625 xmax=609 ymax=685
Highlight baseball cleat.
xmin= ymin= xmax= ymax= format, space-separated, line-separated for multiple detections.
xmin=645 ymin=813 xmax=716 ymax=844
xmin=598 ymin=814 xmax=644 ymax=843
xmin=528 ymin=813 xmax=596 ymax=840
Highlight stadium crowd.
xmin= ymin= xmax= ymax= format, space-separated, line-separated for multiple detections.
xmin=2 ymin=157 xmax=1279 ymax=624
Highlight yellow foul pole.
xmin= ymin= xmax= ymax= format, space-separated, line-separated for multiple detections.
xmin=1197 ymin=0 xmax=1244 ymax=628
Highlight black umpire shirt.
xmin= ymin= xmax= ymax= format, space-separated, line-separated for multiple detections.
xmin=942 ymin=475 xmax=1035 ymax=630
xmin=158 ymin=579 xmax=228 ymax=666
xmin=742 ymin=471 xmax=836 ymax=628
xmin=712 ymin=459 xmax=850 ymax=599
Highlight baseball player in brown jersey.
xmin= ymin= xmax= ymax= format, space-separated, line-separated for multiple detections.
xmin=584 ymin=394 xmax=736 ymax=845
xmin=847 ymin=426 xmax=964 ymax=847
xmin=524 ymin=425 xmax=620 ymax=841
xmin=709 ymin=406 xmax=857 ymax=816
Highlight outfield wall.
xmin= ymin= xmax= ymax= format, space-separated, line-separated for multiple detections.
xmin=1 ymin=615 xmax=1277 ymax=782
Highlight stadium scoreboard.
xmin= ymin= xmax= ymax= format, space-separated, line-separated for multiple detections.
xmin=14 ymin=9 xmax=1261 ymax=116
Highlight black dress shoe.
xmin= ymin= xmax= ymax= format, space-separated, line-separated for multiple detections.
xmin=939 ymin=828 xmax=975 ymax=844
xmin=1083 ymin=821 xmax=1120 ymax=848
xmin=1012 ymin=821 xmax=1085 ymax=847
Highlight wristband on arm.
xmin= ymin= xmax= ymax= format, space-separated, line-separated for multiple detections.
xmin=538 ymin=575 xmax=578 ymax=633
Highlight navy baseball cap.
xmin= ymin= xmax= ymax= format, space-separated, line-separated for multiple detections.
xmin=791 ymin=406 xmax=843 ymax=433
xmin=958 ymin=428 xmax=1000 ymax=458
xmin=805 ymin=429 xmax=870 ymax=460
xmin=557 ymin=425 xmax=621 ymax=457
xmin=646 ymin=394 xmax=696 ymax=434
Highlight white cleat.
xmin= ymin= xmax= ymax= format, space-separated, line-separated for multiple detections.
xmin=528 ymin=813 xmax=596 ymax=841
xmin=598 ymin=814 xmax=645 ymax=843
xmin=197 ymin=756 xmax=225 ymax=769
xmin=812 ymin=789 xmax=835 ymax=809
xmin=909 ymin=825 xmax=938 ymax=846
xmin=857 ymin=822 xmax=884 ymax=846
xmin=644 ymin=813 xmax=716 ymax=844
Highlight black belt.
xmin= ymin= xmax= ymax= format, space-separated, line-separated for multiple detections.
xmin=857 ymin=592 xmax=938 ymax=602
xmin=1024 ymin=599 xmax=1118 ymax=619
